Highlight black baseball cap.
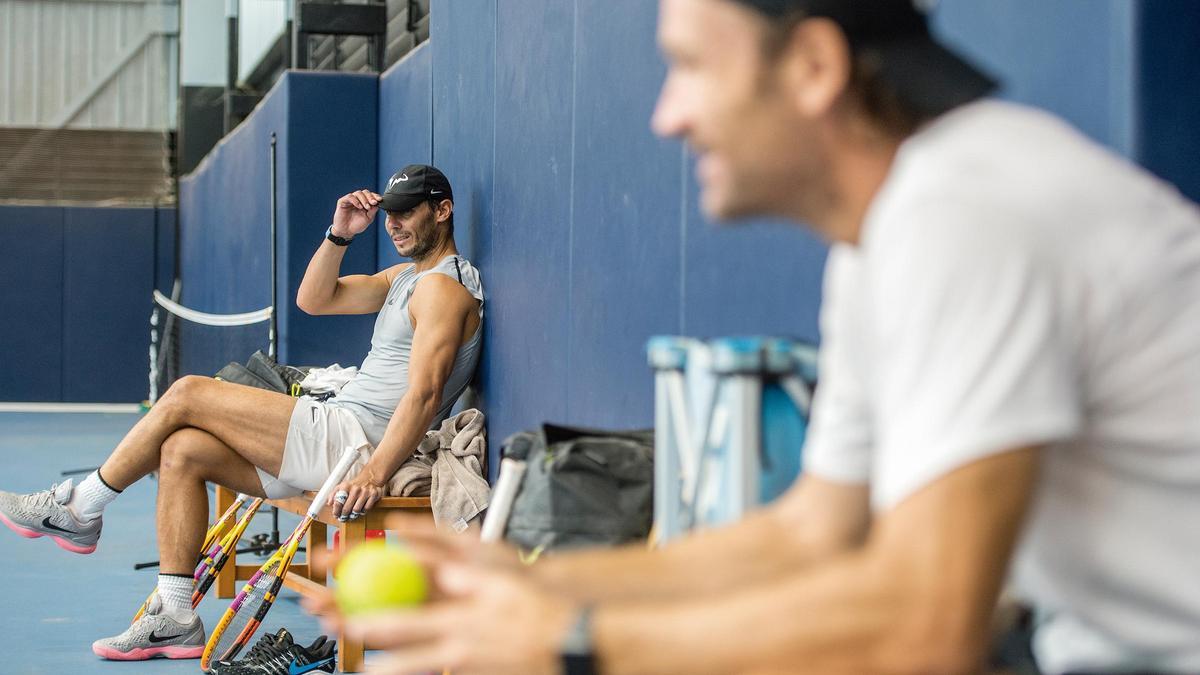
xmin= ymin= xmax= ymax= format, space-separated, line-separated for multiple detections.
xmin=379 ymin=164 xmax=454 ymax=213
xmin=731 ymin=0 xmax=996 ymax=118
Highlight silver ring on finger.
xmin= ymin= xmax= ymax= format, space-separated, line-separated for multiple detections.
xmin=334 ymin=491 xmax=349 ymax=504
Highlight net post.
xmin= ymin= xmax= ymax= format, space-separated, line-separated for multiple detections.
xmin=269 ymin=132 xmax=278 ymax=360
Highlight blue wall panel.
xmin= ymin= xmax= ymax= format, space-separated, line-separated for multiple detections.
xmin=283 ymin=72 xmax=379 ymax=367
xmin=62 ymin=208 xmax=156 ymax=402
xmin=0 ymin=207 xmax=64 ymax=402
xmin=179 ymin=72 xmax=377 ymax=373
xmin=431 ymin=0 xmax=495 ymax=268
xmin=933 ymin=0 xmax=1137 ymax=155
xmin=488 ymin=0 xmax=576 ymax=451
xmin=681 ymin=177 xmax=827 ymax=342
xmin=179 ymin=84 xmax=279 ymax=316
xmin=1137 ymin=0 xmax=1200 ymax=203
xmin=178 ymin=79 xmax=285 ymax=378
xmin=155 ymin=207 xmax=177 ymax=293
xmin=377 ymin=44 xmax=434 ymax=268
xmin=431 ymin=0 xmax=498 ymax=437
xmin=567 ymin=0 xmax=682 ymax=429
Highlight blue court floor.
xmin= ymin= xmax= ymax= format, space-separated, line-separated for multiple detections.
xmin=0 ymin=412 xmax=332 ymax=674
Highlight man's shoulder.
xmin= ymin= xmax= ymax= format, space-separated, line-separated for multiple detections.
xmin=410 ymin=268 xmax=480 ymax=311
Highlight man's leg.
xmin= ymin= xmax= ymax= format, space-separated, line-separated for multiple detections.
xmin=100 ymin=375 xmax=299 ymax=490
xmin=155 ymin=427 xmax=267 ymax=576
xmin=94 ymin=426 xmax=284 ymax=661
xmin=0 ymin=376 xmax=297 ymax=555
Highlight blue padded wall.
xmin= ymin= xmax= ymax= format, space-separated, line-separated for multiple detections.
xmin=933 ymin=1 xmax=1200 ymax=209
xmin=430 ymin=0 xmax=498 ymax=434
xmin=155 ymin=207 xmax=177 ymax=293
xmin=431 ymin=1 xmax=495 ymax=269
xmin=682 ymin=201 xmax=827 ymax=342
xmin=490 ymin=0 xmax=576 ymax=439
xmin=0 ymin=205 xmax=165 ymax=402
xmin=933 ymin=0 xmax=1139 ymax=155
xmin=567 ymin=0 xmax=683 ymax=429
xmin=179 ymin=85 xmax=279 ymax=316
xmin=62 ymin=208 xmax=157 ymax=402
xmin=179 ymin=71 xmax=378 ymax=372
xmin=1137 ymin=0 xmax=1200 ymax=203
xmin=283 ymin=72 xmax=379 ymax=367
xmin=377 ymin=44 xmax=433 ymax=268
xmin=0 ymin=207 xmax=65 ymax=402
xmin=178 ymin=80 xmax=283 ymax=378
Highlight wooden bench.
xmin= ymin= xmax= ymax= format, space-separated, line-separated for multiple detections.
xmin=214 ymin=485 xmax=434 ymax=673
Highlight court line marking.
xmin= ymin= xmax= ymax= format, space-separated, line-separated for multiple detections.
xmin=0 ymin=403 xmax=142 ymax=413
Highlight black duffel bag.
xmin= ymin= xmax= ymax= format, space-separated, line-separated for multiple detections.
xmin=502 ymin=423 xmax=654 ymax=553
xmin=214 ymin=350 xmax=310 ymax=396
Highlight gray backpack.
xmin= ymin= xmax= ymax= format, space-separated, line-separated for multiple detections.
xmin=502 ymin=424 xmax=654 ymax=552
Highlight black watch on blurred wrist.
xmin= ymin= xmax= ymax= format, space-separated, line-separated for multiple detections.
xmin=325 ymin=225 xmax=353 ymax=246
xmin=560 ymin=606 xmax=597 ymax=675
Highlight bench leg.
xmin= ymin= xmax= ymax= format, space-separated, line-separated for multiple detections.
xmin=339 ymin=519 xmax=367 ymax=673
xmin=308 ymin=520 xmax=328 ymax=583
xmin=215 ymin=485 xmax=236 ymax=598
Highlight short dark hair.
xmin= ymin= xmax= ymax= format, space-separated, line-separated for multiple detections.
xmin=759 ymin=12 xmax=932 ymax=138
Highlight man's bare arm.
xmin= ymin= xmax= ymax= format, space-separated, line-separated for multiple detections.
xmin=591 ymin=448 xmax=1039 ymax=675
xmin=297 ymin=189 xmax=403 ymax=315
xmin=332 ymin=273 xmax=479 ymax=519
xmin=534 ymin=474 xmax=870 ymax=603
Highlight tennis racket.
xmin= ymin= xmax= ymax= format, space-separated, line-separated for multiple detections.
xmin=479 ymin=458 xmax=527 ymax=543
xmin=201 ymin=446 xmax=362 ymax=670
xmin=130 ymin=492 xmax=251 ymax=623
xmin=191 ymin=496 xmax=266 ymax=607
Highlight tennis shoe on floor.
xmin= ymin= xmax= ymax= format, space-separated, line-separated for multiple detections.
xmin=0 ymin=479 xmax=102 ymax=554
xmin=210 ymin=627 xmax=336 ymax=675
xmin=92 ymin=596 xmax=205 ymax=661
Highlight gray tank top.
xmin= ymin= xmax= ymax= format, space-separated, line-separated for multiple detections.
xmin=328 ymin=254 xmax=484 ymax=446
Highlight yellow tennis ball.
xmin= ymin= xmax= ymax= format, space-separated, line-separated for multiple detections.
xmin=334 ymin=541 xmax=428 ymax=616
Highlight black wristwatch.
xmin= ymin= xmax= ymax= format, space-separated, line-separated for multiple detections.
xmin=325 ymin=225 xmax=353 ymax=246
xmin=560 ymin=606 xmax=598 ymax=675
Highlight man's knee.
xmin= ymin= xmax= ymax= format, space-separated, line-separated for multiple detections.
xmin=160 ymin=429 xmax=212 ymax=477
xmin=157 ymin=375 xmax=211 ymax=425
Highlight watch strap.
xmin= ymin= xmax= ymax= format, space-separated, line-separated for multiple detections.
xmin=562 ymin=654 xmax=598 ymax=675
xmin=560 ymin=606 xmax=597 ymax=675
xmin=325 ymin=225 xmax=353 ymax=246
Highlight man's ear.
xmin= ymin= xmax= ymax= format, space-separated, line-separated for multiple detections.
xmin=777 ymin=17 xmax=853 ymax=118
xmin=436 ymin=199 xmax=454 ymax=224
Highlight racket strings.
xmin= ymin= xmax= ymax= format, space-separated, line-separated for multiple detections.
xmin=211 ymin=561 xmax=283 ymax=663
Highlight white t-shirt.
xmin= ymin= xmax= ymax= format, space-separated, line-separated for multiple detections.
xmin=804 ymin=100 xmax=1200 ymax=673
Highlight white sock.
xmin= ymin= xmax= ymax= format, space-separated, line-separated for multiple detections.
xmin=157 ymin=574 xmax=196 ymax=623
xmin=67 ymin=470 xmax=120 ymax=522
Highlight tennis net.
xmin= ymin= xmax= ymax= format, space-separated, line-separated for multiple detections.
xmin=148 ymin=288 xmax=274 ymax=404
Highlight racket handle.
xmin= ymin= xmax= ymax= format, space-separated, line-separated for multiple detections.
xmin=480 ymin=458 xmax=527 ymax=543
xmin=308 ymin=445 xmax=364 ymax=517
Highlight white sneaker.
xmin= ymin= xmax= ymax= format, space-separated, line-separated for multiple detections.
xmin=92 ymin=595 xmax=205 ymax=660
xmin=0 ymin=480 xmax=103 ymax=554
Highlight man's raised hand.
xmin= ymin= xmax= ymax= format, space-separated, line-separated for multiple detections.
xmin=332 ymin=189 xmax=382 ymax=238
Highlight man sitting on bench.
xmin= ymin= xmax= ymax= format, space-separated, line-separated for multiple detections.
xmin=0 ymin=164 xmax=484 ymax=661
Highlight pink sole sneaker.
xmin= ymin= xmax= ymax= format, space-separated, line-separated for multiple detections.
xmin=0 ymin=513 xmax=96 ymax=554
xmin=92 ymin=643 xmax=204 ymax=660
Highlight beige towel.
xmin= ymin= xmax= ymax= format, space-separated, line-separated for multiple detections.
xmin=386 ymin=409 xmax=491 ymax=532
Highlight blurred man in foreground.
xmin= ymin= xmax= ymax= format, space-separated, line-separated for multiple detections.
xmin=319 ymin=2 xmax=1200 ymax=673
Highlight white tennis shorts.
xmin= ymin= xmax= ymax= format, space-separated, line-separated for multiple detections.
xmin=256 ymin=397 xmax=373 ymax=499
